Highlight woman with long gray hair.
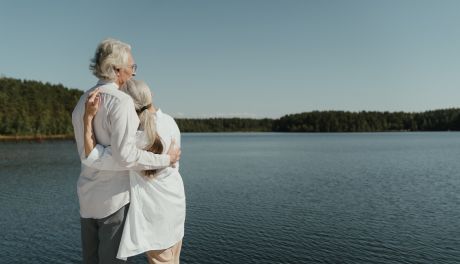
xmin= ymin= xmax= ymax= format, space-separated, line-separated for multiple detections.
xmin=83 ymin=79 xmax=185 ymax=263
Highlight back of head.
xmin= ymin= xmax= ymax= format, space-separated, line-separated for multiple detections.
xmin=90 ymin=38 xmax=131 ymax=81
xmin=121 ymin=79 xmax=161 ymax=178
xmin=121 ymin=79 xmax=152 ymax=111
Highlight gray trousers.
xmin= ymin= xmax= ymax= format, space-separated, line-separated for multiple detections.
xmin=80 ymin=204 xmax=129 ymax=264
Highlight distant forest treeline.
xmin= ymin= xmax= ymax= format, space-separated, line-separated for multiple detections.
xmin=1 ymin=77 xmax=460 ymax=136
xmin=0 ymin=77 xmax=82 ymax=136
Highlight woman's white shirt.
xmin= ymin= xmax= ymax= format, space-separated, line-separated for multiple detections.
xmin=83 ymin=109 xmax=185 ymax=259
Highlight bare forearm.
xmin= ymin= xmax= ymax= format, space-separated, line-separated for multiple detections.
xmin=83 ymin=115 xmax=96 ymax=157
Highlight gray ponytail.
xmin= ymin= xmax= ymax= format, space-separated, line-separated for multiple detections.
xmin=121 ymin=79 xmax=158 ymax=149
xmin=138 ymin=107 xmax=157 ymax=149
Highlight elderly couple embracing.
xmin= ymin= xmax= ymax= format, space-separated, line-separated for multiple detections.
xmin=72 ymin=38 xmax=185 ymax=264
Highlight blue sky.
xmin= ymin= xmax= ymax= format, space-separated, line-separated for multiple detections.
xmin=1 ymin=0 xmax=460 ymax=118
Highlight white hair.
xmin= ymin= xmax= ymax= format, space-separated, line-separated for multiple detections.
xmin=121 ymin=79 xmax=157 ymax=147
xmin=89 ymin=38 xmax=131 ymax=81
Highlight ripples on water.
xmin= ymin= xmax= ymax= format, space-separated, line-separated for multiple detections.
xmin=1 ymin=133 xmax=460 ymax=263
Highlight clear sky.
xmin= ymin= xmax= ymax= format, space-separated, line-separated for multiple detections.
xmin=1 ymin=0 xmax=460 ymax=118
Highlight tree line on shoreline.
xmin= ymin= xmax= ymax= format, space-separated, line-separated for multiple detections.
xmin=1 ymin=77 xmax=460 ymax=137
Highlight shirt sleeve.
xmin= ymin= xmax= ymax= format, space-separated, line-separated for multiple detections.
xmin=109 ymin=96 xmax=170 ymax=169
xmin=72 ymin=95 xmax=86 ymax=162
xmin=82 ymin=144 xmax=169 ymax=171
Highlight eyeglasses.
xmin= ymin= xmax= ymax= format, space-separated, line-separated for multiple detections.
xmin=116 ymin=64 xmax=138 ymax=76
xmin=129 ymin=64 xmax=137 ymax=74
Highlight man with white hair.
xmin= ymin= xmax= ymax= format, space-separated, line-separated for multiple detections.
xmin=72 ymin=38 xmax=180 ymax=264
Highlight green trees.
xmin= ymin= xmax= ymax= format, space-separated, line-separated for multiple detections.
xmin=0 ymin=77 xmax=82 ymax=135
xmin=1 ymin=76 xmax=460 ymax=135
xmin=176 ymin=109 xmax=460 ymax=132
xmin=272 ymin=110 xmax=460 ymax=132
xmin=175 ymin=118 xmax=273 ymax=132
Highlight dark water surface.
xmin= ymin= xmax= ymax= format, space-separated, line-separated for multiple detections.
xmin=1 ymin=133 xmax=460 ymax=263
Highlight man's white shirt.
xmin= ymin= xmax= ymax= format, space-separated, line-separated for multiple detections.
xmin=72 ymin=80 xmax=170 ymax=219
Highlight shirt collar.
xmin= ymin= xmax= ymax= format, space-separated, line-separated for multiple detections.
xmin=97 ymin=79 xmax=119 ymax=89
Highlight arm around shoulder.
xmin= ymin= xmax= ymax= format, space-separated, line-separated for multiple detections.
xmin=109 ymin=96 xmax=171 ymax=169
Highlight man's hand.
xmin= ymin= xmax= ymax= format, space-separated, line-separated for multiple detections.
xmin=84 ymin=88 xmax=100 ymax=120
xmin=167 ymin=139 xmax=181 ymax=166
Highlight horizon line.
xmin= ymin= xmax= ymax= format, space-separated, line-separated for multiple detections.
xmin=171 ymin=107 xmax=460 ymax=120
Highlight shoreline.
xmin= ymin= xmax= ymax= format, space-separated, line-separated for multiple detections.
xmin=0 ymin=134 xmax=74 ymax=142
xmin=1 ymin=131 xmax=457 ymax=142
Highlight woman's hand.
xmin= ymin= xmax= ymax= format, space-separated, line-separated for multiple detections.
xmin=84 ymin=88 xmax=100 ymax=120
xmin=167 ymin=139 xmax=181 ymax=166
xmin=83 ymin=88 xmax=100 ymax=157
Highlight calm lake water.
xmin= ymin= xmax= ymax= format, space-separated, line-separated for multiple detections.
xmin=1 ymin=133 xmax=460 ymax=264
